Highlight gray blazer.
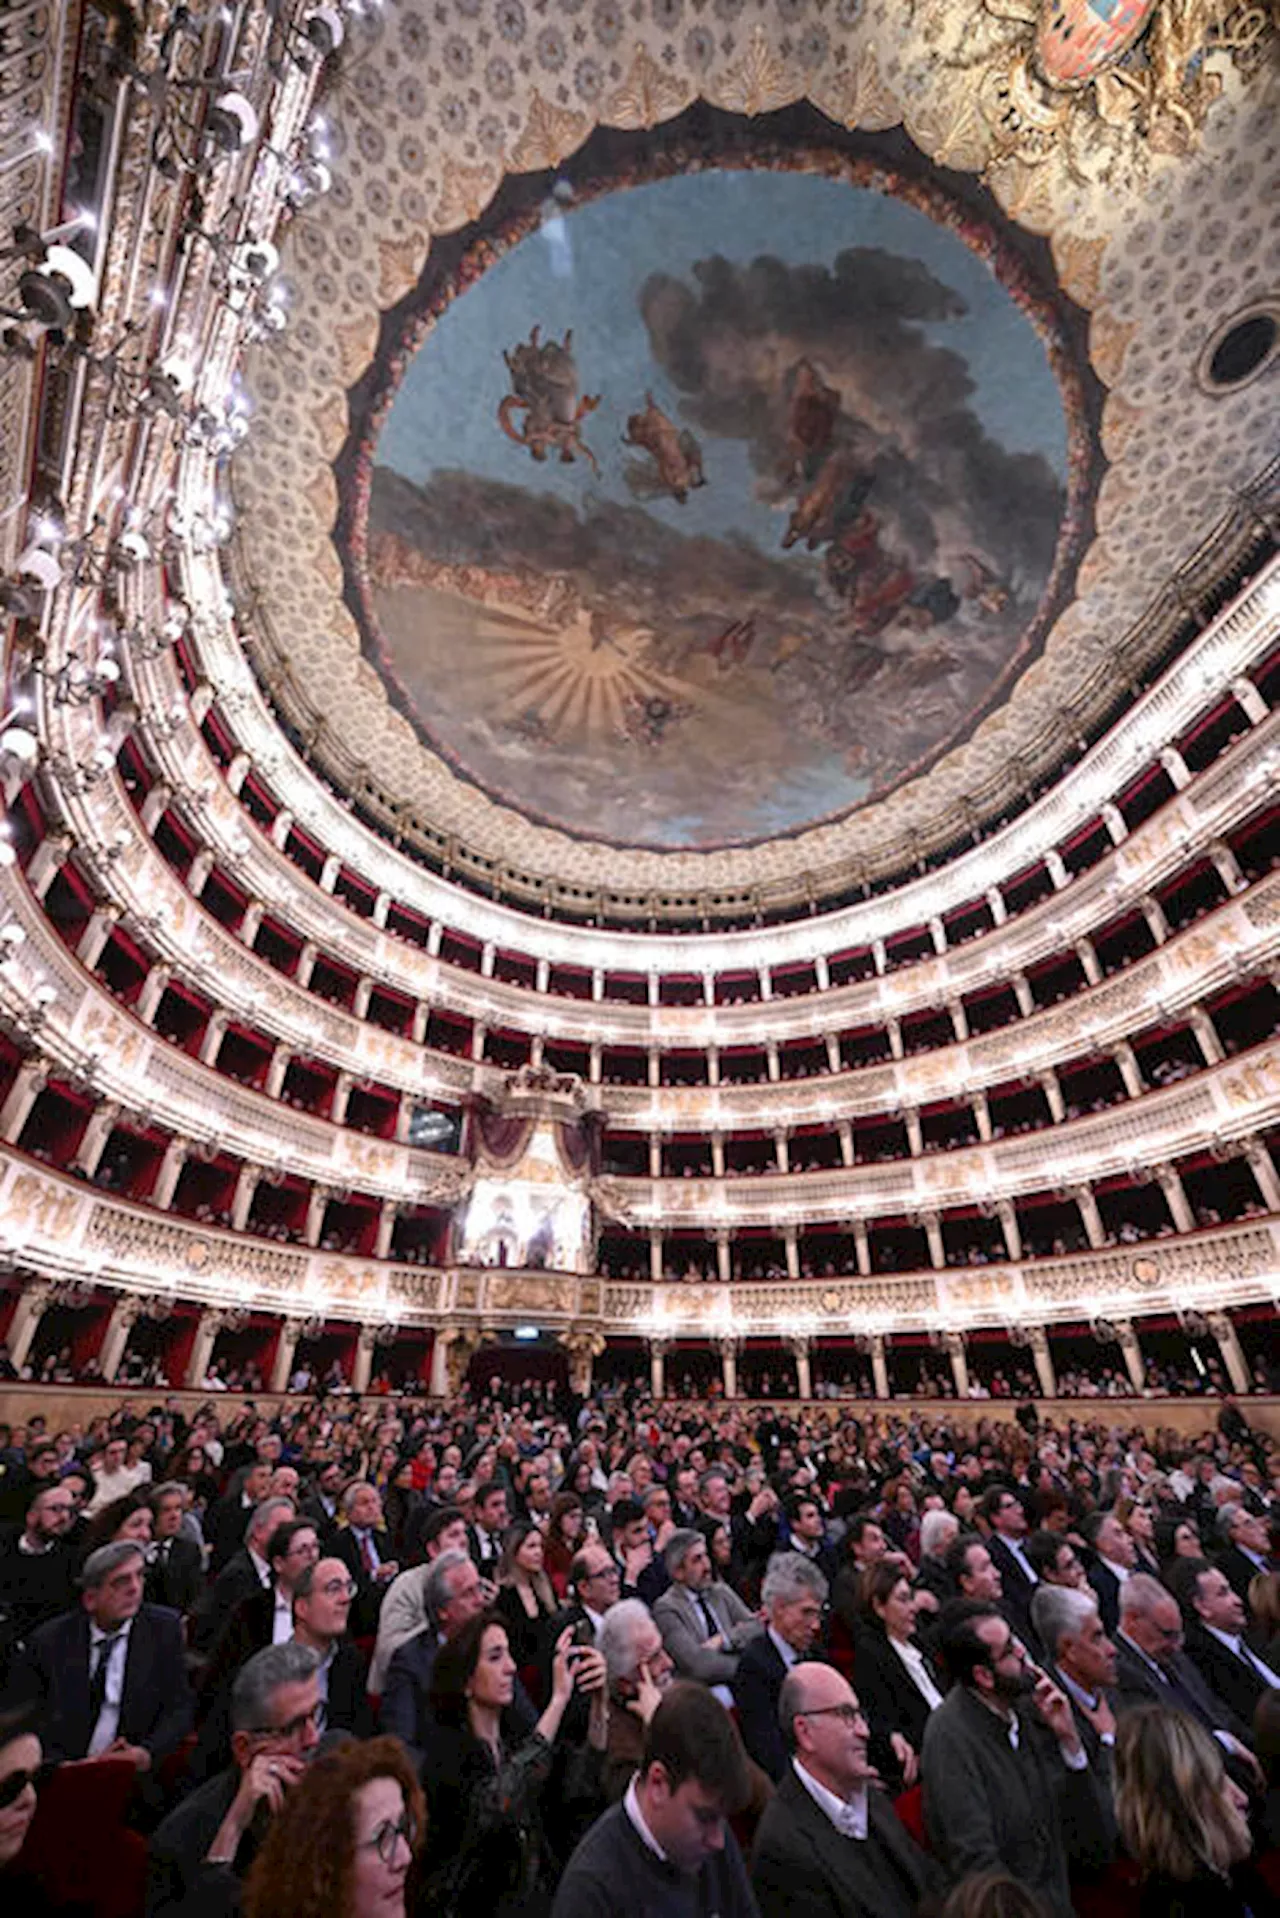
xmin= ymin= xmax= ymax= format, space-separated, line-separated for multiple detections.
xmin=653 ymin=1578 xmax=761 ymax=1683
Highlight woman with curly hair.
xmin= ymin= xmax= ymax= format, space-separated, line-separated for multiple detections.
xmin=76 ymin=1490 xmax=152 ymax=1566
xmin=243 ymin=1735 xmax=422 ymax=1918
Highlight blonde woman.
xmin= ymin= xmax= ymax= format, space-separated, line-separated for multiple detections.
xmin=1113 ymin=1706 xmax=1263 ymax=1918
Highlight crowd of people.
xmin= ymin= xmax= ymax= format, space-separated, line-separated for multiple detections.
xmin=0 ymin=1374 xmax=1277 ymax=1917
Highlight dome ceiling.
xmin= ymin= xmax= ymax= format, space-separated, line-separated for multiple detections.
xmin=232 ymin=0 xmax=1280 ymax=902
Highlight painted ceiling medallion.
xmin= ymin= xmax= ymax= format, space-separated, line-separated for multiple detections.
xmin=343 ymin=132 xmax=1098 ymax=852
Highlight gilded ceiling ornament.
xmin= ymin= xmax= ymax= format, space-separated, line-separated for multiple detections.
xmin=701 ymin=25 xmax=799 ymax=118
xmin=603 ymin=45 xmax=696 ymax=130
xmin=809 ymin=47 xmax=902 ymax=133
xmin=432 ymin=162 xmax=503 ymax=236
xmin=508 ymin=92 xmax=592 ymax=175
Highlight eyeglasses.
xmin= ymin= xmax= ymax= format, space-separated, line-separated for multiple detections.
xmin=799 ymin=1704 xmax=866 ymax=1727
xmin=0 ymin=1768 xmax=37 ymax=1811
xmin=314 ymin=1576 xmax=356 ymax=1598
xmin=361 ymin=1812 xmax=419 ymax=1864
xmin=250 ymin=1701 xmax=327 ymax=1742
xmin=582 ymin=1565 xmax=620 ymax=1583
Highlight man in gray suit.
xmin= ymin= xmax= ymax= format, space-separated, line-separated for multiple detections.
xmin=652 ymin=1528 xmax=761 ymax=1698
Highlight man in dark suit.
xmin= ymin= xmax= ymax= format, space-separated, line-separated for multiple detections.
xmin=981 ymin=1485 xmax=1040 ymax=1648
xmin=466 ymin=1481 xmax=509 ymax=1573
xmin=329 ymin=1482 xmax=398 ymax=1634
xmin=145 ymin=1641 xmax=322 ymax=1918
xmin=1215 ymin=1502 xmax=1274 ymax=1607
xmin=205 ymin=1462 xmax=271 ymax=1575
xmin=381 ymin=1547 xmax=489 ymax=1763
xmin=192 ymin=1494 xmax=297 ymax=1654
xmin=1171 ymin=1557 xmax=1280 ymax=1727
xmin=191 ymin=1518 xmax=320 ymax=1778
xmin=0 ymin=1478 xmax=77 ymax=1661
xmin=1114 ymin=1573 xmax=1254 ymax=1759
xmin=16 ymin=1539 xmax=193 ymax=1772
xmin=1031 ymin=1583 xmax=1119 ymax=1771
xmin=751 ymin=1661 xmax=942 ymax=1918
xmin=291 ymin=1556 xmax=372 ymax=1739
xmin=300 ymin=1459 xmax=344 ymax=1543
xmin=1082 ymin=1509 xmax=1138 ymax=1636
xmin=144 ymin=1483 xmax=204 ymax=1617
xmin=733 ymin=1551 xmax=827 ymax=1781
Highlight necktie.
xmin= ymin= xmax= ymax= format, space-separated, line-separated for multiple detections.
xmin=89 ymin=1632 xmax=121 ymax=1732
xmin=695 ymin=1589 xmax=720 ymax=1640
xmin=358 ymin=1531 xmax=376 ymax=1577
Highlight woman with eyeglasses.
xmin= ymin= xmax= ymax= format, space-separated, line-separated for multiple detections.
xmin=243 ymin=1735 xmax=423 ymax=1918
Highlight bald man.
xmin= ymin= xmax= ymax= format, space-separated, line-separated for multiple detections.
xmin=750 ymin=1662 xmax=940 ymax=1918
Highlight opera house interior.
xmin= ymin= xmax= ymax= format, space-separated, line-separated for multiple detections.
xmin=0 ymin=0 xmax=1277 ymax=1426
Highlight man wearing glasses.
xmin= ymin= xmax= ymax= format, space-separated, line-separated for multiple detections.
xmin=291 ymin=1557 xmax=372 ymax=1740
xmin=146 ymin=1641 xmax=323 ymax=1918
xmin=751 ymin=1662 xmax=941 ymax=1918
xmin=920 ymin=1599 xmax=1110 ymax=1918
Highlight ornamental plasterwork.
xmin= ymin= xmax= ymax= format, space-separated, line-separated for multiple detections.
xmin=212 ymin=0 xmax=1280 ymax=909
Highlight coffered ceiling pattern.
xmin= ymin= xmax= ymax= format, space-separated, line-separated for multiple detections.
xmin=227 ymin=0 xmax=1280 ymax=908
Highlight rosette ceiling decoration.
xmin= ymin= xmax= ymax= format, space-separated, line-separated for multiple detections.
xmin=14 ymin=0 xmax=1280 ymax=924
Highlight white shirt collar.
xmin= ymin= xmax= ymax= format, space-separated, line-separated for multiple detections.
xmin=793 ymin=1758 xmax=867 ymax=1839
xmin=90 ymin=1615 xmax=133 ymax=1647
xmin=1098 ymin=1556 xmax=1131 ymax=1581
xmin=889 ymin=1636 xmax=944 ymax=1707
xmin=768 ymin=1625 xmax=800 ymax=1669
xmin=1204 ymin=1623 xmax=1246 ymax=1655
xmin=249 ymin=1546 xmax=271 ymax=1586
xmin=623 ymin=1775 xmax=667 ymax=1862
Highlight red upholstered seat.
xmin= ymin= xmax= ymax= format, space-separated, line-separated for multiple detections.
xmin=16 ymin=1755 xmax=148 ymax=1918
xmin=893 ymin=1783 xmax=925 ymax=1848
xmin=827 ymin=1614 xmax=857 ymax=1681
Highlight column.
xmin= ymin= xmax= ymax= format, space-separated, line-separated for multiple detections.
xmin=1159 ymin=745 xmax=1191 ymax=789
xmin=1027 ymin=1325 xmax=1057 ymax=1398
xmin=766 ymin=1043 xmax=780 ymax=1083
xmin=589 ymin=1042 xmax=602 ymax=1084
xmin=372 ymin=891 xmax=391 ymax=928
xmin=352 ymin=977 xmax=372 ymax=1019
xmin=758 ymin=966 xmax=772 ymax=1001
xmin=1072 ymin=1184 xmax=1107 ymax=1249
xmin=1039 ymin=1068 xmax=1066 ymax=1124
xmin=715 ymin=1230 xmax=732 ymax=1283
xmin=239 ymin=899 xmax=264 ymax=948
xmin=99 ymin=1296 xmax=142 ymax=1383
xmin=648 ymin=1051 xmax=660 ymax=1088
xmin=887 ymin=1019 xmax=904 ymax=1061
xmin=270 ymin=808 xmax=294 ymax=849
xmin=788 ymin=1336 xmax=812 ymax=1401
xmin=649 ymin=1137 xmax=663 ymax=1180
xmin=1230 ymin=674 xmax=1269 ymax=725
xmin=921 ymin=1211 xmax=944 ymax=1271
xmin=187 ymin=848 xmax=215 ymax=897
xmin=352 ymin=1325 xmax=380 ymax=1395
xmin=320 ymin=853 xmax=341 ymax=893
xmin=869 ymin=1333 xmax=889 ymax=1401
xmin=536 ymin=957 xmax=549 ymax=993
xmin=1112 ymin=1041 xmax=1143 ymax=1099
xmin=784 ymin=1228 xmax=800 ymax=1280
xmin=1075 ymin=937 xmax=1102 ymax=986
xmin=296 ymin=941 xmax=317 ymax=988
xmin=718 ymin=1337 xmax=739 ymax=1401
xmin=996 ymin=1199 xmax=1022 ymax=1262
xmin=904 ymin=1109 xmax=923 ymax=1157
xmin=70 ymin=1100 xmax=120 ymax=1178
xmin=871 ymin=938 xmax=886 ymax=977
xmin=265 ymin=1044 xmax=291 ymax=1099
xmin=707 ymin=1046 xmax=719 ymax=1086
xmin=1011 ymin=974 xmax=1034 ymax=1017
xmin=304 ymin=1185 xmax=329 ymax=1247
xmin=5 ymin=1282 xmax=52 ymax=1372
xmin=427 ymin=1331 xmax=449 ymax=1399
xmin=375 ymin=1198 xmax=397 ymax=1259
xmin=948 ymin=1000 xmax=968 ymax=1043
xmin=198 ymin=1009 xmax=229 ymax=1066
xmin=1101 ymin=802 xmax=1128 ymax=845
xmin=184 ymin=1309 xmax=221 ymax=1389
xmin=774 ymin=1131 xmax=790 ymax=1174
xmin=0 ymin=1059 xmax=48 ymax=1142
xmin=480 ymin=942 xmax=495 ymax=978
xmin=77 ymin=905 xmax=119 ymax=970
xmin=838 ymin=1122 xmax=853 ymax=1167
xmin=1139 ymin=894 xmax=1169 ymax=945
xmin=136 ymin=964 xmax=172 ymax=1026
xmin=853 ymin=1219 xmax=871 ymax=1276
xmin=153 ymin=1137 xmax=188 ymax=1209
xmin=702 ymin=972 xmax=715 ymax=1006
xmin=140 ymin=783 xmax=172 ymax=833
xmin=1208 ymin=839 xmax=1245 ymax=895
xmin=523 ymin=1032 xmax=536 ymax=1067
xmin=227 ymin=751 xmax=251 ymax=795
xmin=1189 ymin=1006 xmax=1224 ymax=1066
xmin=332 ymin=1072 xmax=353 ymax=1125
xmin=1156 ymin=1163 xmax=1196 ymax=1234
xmin=986 ymin=886 xmax=1007 ymax=925
xmin=189 ymin=682 xmax=214 ymax=724
xmin=1045 ymin=849 xmax=1068 ymax=890
xmin=973 ymin=1091 xmax=993 ymax=1143
xmin=412 ymin=1002 xmax=429 ymax=1045
xmin=945 ymin=1331 xmax=969 ymax=1399
xmin=591 ymin=968 xmax=604 ymax=1002
xmin=711 ymin=1135 xmax=725 ymax=1178
xmin=272 ymin=1318 xmax=304 ymax=1394
xmin=426 ymin=922 xmax=443 ymax=957
xmin=649 ymin=1338 xmax=667 ymax=1400
xmin=25 ymin=832 xmax=72 ymax=899
xmin=814 ymin=955 xmax=830 ymax=991
xmin=231 ymin=1163 xmax=259 ymax=1230
xmin=825 ymin=1032 xmax=842 ymax=1073
xmin=929 ymin=916 xmax=947 ymax=955
xmin=1243 ymin=1138 xmax=1280 ymax=1211
xmin=1206 ymin=1310 xmax=1250 ymax=1395
xmin=1115 ymin=1319 xmax=1148 ymax=1394
xmin=649 ymin=1230 xmax=663 ymax=1281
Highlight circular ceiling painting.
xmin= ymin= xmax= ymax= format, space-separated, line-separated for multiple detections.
xmin=347 ymin=135 xmax=1097 ymax=852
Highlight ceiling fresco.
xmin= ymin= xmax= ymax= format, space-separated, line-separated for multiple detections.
xmin=231 ymin=0 xmax=1280 ymax=903
xmin=347 ymin=137 xmax=1094 ymax=849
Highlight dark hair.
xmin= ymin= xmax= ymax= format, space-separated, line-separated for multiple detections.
xmin=1164 ymin=1557 xmax=1214 ymax=1617
xmin=641 ymin=1681 xmax=750 ymax=1812
xmin=0 ymin=1699 xmax=44 ymax=1754
xmin=1024 ymin=1530 xmax=1071 ymax=1580
xmin=842 ymin=1512 xmax=882 ymax=1552
xmin=945 ymin=1532 xmax=989 ymax=1590
xmin=476 ymin=1481 xmax=507 ymax=1510
xmin=547 ymin=1491 xmax=583 ymax=1544
xmin=428 ymin=1608 xmax=506 ymax=1728
xmin=1152 ymin=1514 xmax=1199 ymax=1565
xmin=266 ymin=1516 xmax=316 ymax=1566
xmin=979 ymin=1484 xmax=1022 ymax=1525
xmin=784 ymin=1492 xmax=819 ymax=1526
xmin=421 ymin=1504 xmax=465 ymax=1548
xmin=610 ymin=1497 xmax=646 ymax=1532
xmin=80 ymin=1491 xmax=151 ymax=1559
xmin=935 ymin=1598 xmax=1004 ymax=1686
xmin=858 ymin=1558 xmax=912 ymax=1622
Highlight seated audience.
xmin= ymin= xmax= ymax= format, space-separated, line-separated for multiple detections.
xmin=1169 ymin=1556 xmax=1280 ymax=1726
xmin=733 ymin=1551 xmax=827 ymax=1781
xmin=595 ymin=1597 xmax=673 ymax=1800
xmin=0 ymin=1480 xmax=77 ymax=1665
xmin=850 ymin=1559 xmax=944 ymax=1786
xmin=552 ymin=1681 xmax=756 ymax=1918
xmin=146 ymin=1482 xmax=205 ymax=1615
xmin=146 ymin=1642 xmax=323 ymax=1918
xmin=1114 ymin=1705 xmax=1268 ymax=1918
xmin=0 ymin=1702 xmax=51 ymax=1916
xmin=331 ymin=1482 xmax=399 ymax=1634
xmin=368 ymin=1505 xmax=472 ymax=1695
xmin=751 ymin=1660 xmax=942 ymax=1918
xmin=1113 ymin=1573 xmax=1255 ymax=1757
xmin=543 ymin=1495 xmax=585 ymax=1599
xmin=1216 ymin=1503 xmax=1275 ymax=1606
xmin=194 ymin=1495 xmax=298 ymax=1654
xmin=78 ymin=1490 xmax=154 ymax=1564
xmin=652 ymin=1527 xmax=761 ymax=1696
xmin=242 ymin=1734 xmax=422 ymax=1918
xmin=494 ymin=1520 xmax=559 ymax=1671
xmin=380 ymin=1548 xmax=490 ymax=1763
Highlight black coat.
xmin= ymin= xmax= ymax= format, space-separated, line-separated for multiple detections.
xmin=1088 ymin=1561 xmax=1128 ymax=1636
xmin=850 ymin=1623 xmax=941 ymax=1767
xmin=751 ymin=1764 xmax=941 ymax=1918
xmin=1183 ymin=1618 xmax=1280 ymax=1728
xmin=330 ymin=1526 xmax=396 ymax=1635
xmin=18 ymin=1602 xmax=193 ymax=1766
xmin=145 ymin=1766 xmax=251 ymax=1918
xmin=145 ymin=1534 xmax=205 ymax=1617
xmin=193 ymin=1550 xmax=268 ymax=1655
xmin=1216 ymin=1544 xmax=1272 ymax=1608
xmin=0 ymin=1530 xmax=78 ymax=1655
xmin=1113 ymin=1632 xmax=1250 ymax=1746
xmin=987 ymin=1535 xmax=1041 ymax=1647
xmin=732 ymin=1631 xmax=791 ymax=1781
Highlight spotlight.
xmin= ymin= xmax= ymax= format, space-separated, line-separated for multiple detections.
xmin=304 ymin=5 xmax=344 ymax=54
xmin=235 ymin=236 xmax=279 ymax=284
xmin=114 ymin=529 xmax=152 ymax=565
xmin=14 ymin=243 xmax=95 ymax=330
xmin=204 ymin=90 xmax=260 ymax=154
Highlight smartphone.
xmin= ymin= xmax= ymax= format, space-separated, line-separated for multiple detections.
xmin=571 ymin=1618 xmax=595 ymax=1650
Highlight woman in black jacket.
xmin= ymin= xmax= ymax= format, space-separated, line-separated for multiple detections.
xmin=1114 ymin=1705 xmax=1271 ymax=1918
xmin=852 ymin=1559 xmax=947 ymax=1788
xmin=418 ymin=1608 xmax=607 ymax=1918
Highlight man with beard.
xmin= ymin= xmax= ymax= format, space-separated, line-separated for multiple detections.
xmin=920 ymin=1599 xmax=1111 ymax=1918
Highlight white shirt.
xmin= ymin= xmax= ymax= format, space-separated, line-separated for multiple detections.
xmin=889 ymin=1636 xmax=944 ymax=1710
xmin=1204 ymin=1624 xmax=1280 ymax=1686
xmin=87 ymin=1464 xmax=148 ymax=1515
xmin=768 ymin=1626 xmax=800 ymax=1671
xmin=998 ymin=1534 xmax=1038 ymax=1584
xmin=249 ymin=1547 xmax=272 ymax=1588
xmin=272 ymin=1586 xmax=294 ymax=1644
xmin=582 ymin=1604 xmax=607 ymax=1644
xmin=87 ymin=1617 xmax=133 ymax=1756
xmin=1097 ymin=1556 xmax=1131 ymax=1584
xmin=623 ymin=1775 xmax=667 ymax=1861
xmin=793 ymin=1759 xmax=867 ymax=1838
